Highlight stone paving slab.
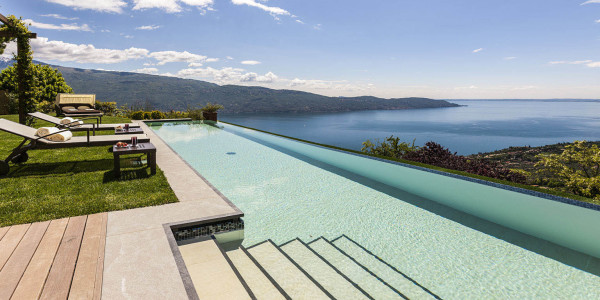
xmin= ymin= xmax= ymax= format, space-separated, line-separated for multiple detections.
xmin=102 ymin=121 xmax=243 ymax=299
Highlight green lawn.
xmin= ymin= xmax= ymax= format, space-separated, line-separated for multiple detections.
xmin=0 ymin=114 xmax=178 ymax=227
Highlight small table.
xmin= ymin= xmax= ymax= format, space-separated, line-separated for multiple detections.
xmin=115 ymin=128 xmax=144 ymax=135
xmin=113 ymin=143 xmax=156 ymax=178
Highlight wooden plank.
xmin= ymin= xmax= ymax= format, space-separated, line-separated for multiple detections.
xmin=69 ymin=213 xmax=106 ymax=300
xmin=0 ymin=226 xmax=10 ymax=241
xmin=0 ymin=13 xmax=9 ymax=25
xmin=11 ymin=218 xmax=69 ymax=300
xmin=40 ymin=216 xmax=87 ymax=300
xmin=0 ymin=224 xmax=31 ymax=271
xmin=0 ymin=221 xmax=49 ymax=299
xmin=92 ymin=213 xmax=107 ymax=300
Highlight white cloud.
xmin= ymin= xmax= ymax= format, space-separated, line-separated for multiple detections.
xmin=133 ymin=67 xmax=158 ymax=74
xmin=177 ymin=66 xmax=245 ymax=82
xmin=313 ymin=24 xmax=322 ymax=30
xmin=9 ymin=37 xmax=149 ymax=63
xmin=295 ymin=20 xmax=304 ymax=24
xmin=240 ymin=71 xmax=278 ymax=83
xmin=587 ymin=62 xmax=600 ymax=67
xmin=511 ymin=85 xmax=538 ymax=91
xmin=149 ymin=50 xmax=208 ymax=65
xmin=231 ymin=0 xmax=291 ymax=17
xmin=596 ymin=19 xmax=600 ymax=23
xmin=40 ymin=14 xmax=78 ymax=20
xmin=241 ymin=60 xmax=261 ymax=65
xmin=472 ymin=48 xmax=483 ymax=53
xmin=24 ymin=19 xmax=92 ymax=31
xmin=188 ymin=62 xmax=204 ymax=67
xmin=504 ymin=56 xmax=516 ymax=60
xmin=581 ymin=0 xmax=600 ymax=4
xmin=133 ymin=0 xmax=181 ymax=12
xmin=205 ymin=58 xmax=219 ymax=62
xmin=549 ymin=60 xmax=591 ymax=65
xmin=143 ymin=62 xmax=155 ymax=66
xmin=101 ymin=29 xmax=111 ymax=32
xmin=136 ymin=25 xmax=161 ymax=30
xmin=132 ymin=0 xmax=214 ymax=13
xmin=226 ymin=56 xmax=234 ymax=60
xmin=45 ymin=0 xmax=127 ymax=13
xmin=180 ymin=0 xmax=214 ymax=8
xmin=454 ymin=85 xmax=478 ymax=91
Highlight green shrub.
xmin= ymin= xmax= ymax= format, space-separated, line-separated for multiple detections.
xmin=34 ymin=100 xmax=54 ymax=113
xmin=143 ymin=111 xmax=152 ymax=120
xmin=187 ymin=108 xmax=204 ymax=120
xmin=150 ymin=110 xmax=166 ymax=119
xmin=200 ymin=102 xmax=224 ymax=113
xmin=95 ymin=101 xmax=117 ymax=115
xmin=115 ymin=105 xmax=131 ymax=118
xmin=165 ymin=110 xmax=188 ymax=119
xmin=130 ymin=111 xmax=145 ymax=120
xmin=361 ymin=136 xmax=419 ymax=159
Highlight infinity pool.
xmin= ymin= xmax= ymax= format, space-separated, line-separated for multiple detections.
xmin=150 ymin=121 xmax=600 ymax=299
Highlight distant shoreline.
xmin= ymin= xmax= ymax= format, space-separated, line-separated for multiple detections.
xmin=446 ymin=99 xmax=600 ymax=102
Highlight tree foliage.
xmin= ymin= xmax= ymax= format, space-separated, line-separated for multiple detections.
xmin=362 ymin=136 xmax=418 ymax=158
xmin=0 ymin=63 xmax=73 ymax=107
xmin=535 ymin=141 xmax=600 ymax=199
xmin=0 ymin=15 xmax=34 ymax=123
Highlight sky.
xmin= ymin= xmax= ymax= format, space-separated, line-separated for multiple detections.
xmin=1 ymin=0 xmax=600 ymax=99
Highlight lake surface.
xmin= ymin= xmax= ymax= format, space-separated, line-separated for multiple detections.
xmin=220 ymin=100 xmax=600 ymax=155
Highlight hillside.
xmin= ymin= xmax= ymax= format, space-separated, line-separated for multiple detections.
xmin=45 ymin=65 xmax=459 ymax=113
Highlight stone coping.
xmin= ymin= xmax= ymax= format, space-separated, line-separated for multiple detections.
xmin=101 ymin=120 xmax=245 ymax=299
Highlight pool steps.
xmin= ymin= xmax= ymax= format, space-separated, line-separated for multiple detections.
xmin=245 ymin=240 xmax=330 ymax=299
xmin=331 ymin=235 xmax=439 ymax=300
xmin=178 ymin=238 xmax=253 ymax=299
xmin=223 ymin=235 xmax=438 ymax=300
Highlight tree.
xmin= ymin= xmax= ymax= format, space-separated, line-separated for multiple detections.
xmin=0 ymin=15 xmax=36 ymax=124
xmin=536 ymin=141 xmax=600 ymax=200
xmin=0 ymin=63 xmax=73 ymax=106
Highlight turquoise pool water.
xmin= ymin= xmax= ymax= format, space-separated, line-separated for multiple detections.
xmin=150 ymin=121 xmax=600 ymax=299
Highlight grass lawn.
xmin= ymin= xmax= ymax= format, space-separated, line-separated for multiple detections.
xmin=0 ymin=114 xmax=178 ymax=227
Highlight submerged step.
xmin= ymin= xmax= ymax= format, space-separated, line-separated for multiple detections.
xmin=308 ymin=238 xmax=404 ymax=300
xmin=226 ymin=247 xmax=287 ymax=300
xmin=280 ymin=239 xmax=370 ymax=300
xmin=246 ymin=240 xmax=330 ymax=300
xmin=332 ymin=236 xmax=436 ymax=300
xmin=178 ymin=239 xmax=252 ymax=300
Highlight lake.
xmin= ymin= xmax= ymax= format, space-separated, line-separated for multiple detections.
xmin=220 ymin=100 xmax=600 ymax=155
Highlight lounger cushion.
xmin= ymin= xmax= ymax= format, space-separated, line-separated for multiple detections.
xmin=62 ymin=106 xmax=77 ymax=112
xmin=77 ymin=105 xmax=91 ymax=110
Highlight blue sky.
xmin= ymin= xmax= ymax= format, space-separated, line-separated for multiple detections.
xmin=2 ymin=0 xmax=600 ymax=98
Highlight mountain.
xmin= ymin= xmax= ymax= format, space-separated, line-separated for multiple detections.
xmin=0 ymin=57 xmax=13 ymax=70
xmin=1 ymin=61 xmax=460 ymax=113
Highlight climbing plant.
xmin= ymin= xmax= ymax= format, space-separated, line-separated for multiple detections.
xmin=0 ymin=15 xmax=35 ymax=124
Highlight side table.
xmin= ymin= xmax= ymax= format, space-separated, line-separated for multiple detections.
xmin=113 ymin=142 xmax=157 ymax=178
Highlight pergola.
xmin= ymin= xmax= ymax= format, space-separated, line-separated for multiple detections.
xmin=0 ymin=13 xmax=37 ymax=124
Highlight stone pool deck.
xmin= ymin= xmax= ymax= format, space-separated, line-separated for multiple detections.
xmin=101 ymin=121 xmax=243 ymax=299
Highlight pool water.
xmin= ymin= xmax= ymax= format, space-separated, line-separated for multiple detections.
xmin=150 ymin=121 xmax=600 ymax=299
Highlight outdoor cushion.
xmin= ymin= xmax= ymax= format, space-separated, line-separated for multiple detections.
xmin=62 ymin=106 xmax=77 ymax=112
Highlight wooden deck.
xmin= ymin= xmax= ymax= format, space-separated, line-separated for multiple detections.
xmin=0 ymin=213 xmax=107 ymax=300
